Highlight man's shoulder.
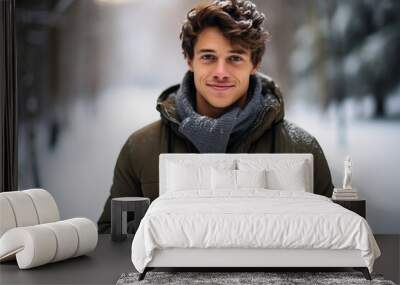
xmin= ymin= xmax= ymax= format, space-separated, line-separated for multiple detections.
xmin=124 ymin=120 xmax=164 ymax=153
xmin=280 ymin=119 xmax=315 ymax=144
xmin=275 ymin=119 xmax=319 ymax=153
xmin=129 ymin=120 xmax=163 ymax=139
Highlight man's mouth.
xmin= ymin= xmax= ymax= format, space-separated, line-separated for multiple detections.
xmin=206 ymin=83 xmax=235 ymax=92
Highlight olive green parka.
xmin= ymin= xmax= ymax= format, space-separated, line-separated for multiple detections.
xmin=98 ymin=74 xmax=334 ymax=233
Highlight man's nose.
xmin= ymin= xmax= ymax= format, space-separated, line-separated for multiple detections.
xmin=212 ymin=60 xmax=229 ymax=81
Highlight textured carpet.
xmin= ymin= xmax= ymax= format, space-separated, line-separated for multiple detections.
xmin=116 ymin=271 xmax=396 ymax=285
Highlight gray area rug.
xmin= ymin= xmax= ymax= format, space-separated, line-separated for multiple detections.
xmin=116 ymin=271 xmax=396 ymax=285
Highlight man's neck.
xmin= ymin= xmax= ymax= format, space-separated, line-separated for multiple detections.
xmin=195 ymin=92 xmax=247 ymax=118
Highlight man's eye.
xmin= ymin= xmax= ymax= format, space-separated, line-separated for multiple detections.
xmin=229 ymin=56 xmax=243 ymax=62
xmin=200 ymin=54 xmax=216 ymax=61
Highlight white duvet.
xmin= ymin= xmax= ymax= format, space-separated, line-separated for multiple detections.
xmin=131 ymin=190 xmax=380 ymax=273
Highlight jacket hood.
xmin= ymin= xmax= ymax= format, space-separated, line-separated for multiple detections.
xmin=156 ymin=72 xmax=285 ymax=146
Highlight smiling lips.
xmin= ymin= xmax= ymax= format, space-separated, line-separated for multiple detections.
xmin=206 ymin=82 xmax=235 ymax=92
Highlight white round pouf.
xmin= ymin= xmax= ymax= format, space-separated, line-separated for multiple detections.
xmin=0 ymin=218 xmax=98 ymax=269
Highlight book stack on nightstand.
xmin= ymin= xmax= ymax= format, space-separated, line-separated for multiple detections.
xmin=332 ymin=188 xmax=359 ymax=200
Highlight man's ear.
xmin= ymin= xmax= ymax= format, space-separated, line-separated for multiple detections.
xmin=251 ymin=63 xmax=260 ymax=75
xmin=187 ymin=59 xmax=193 ymax=72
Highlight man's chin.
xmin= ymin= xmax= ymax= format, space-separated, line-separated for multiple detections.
xmin=207 ymin=100 xmax=235 ymax=110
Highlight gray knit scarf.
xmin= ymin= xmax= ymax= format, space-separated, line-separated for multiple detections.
xmin=175 ymin=71 xmax=264 ymax=153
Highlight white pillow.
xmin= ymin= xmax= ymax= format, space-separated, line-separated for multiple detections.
xmin=266 ymin=162 xmax=307 ymax=191
xmin=211 ymin=169 xmax=267 ymax=190
xmin=236 ymin=169 xmax=267 ymax=189
xmin=167 ymin=162 xmax=211 ymax=191
xmin=237 ymin=159 xmax=309 ymax=192
xmin=211 ymin=168 xmax=236 ymax=190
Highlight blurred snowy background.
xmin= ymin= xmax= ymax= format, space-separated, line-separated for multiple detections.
xmin=17 ymin=0 xmax=400 ymax=233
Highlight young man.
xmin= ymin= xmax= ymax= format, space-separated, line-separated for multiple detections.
xmin=98 ymin=0 xmax=334 ymax=233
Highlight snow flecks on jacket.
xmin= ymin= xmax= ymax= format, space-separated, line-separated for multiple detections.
xmin=284 ymin=121 xmax=315 ymax=146
xmin=263 ymin=93 xmax=280 ymax=110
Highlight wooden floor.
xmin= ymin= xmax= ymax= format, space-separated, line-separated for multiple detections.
xmin=373 ymin=234 xmax=400 ymax=284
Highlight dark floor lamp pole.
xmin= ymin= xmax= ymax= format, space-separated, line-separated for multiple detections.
xmin=1 ymin=0 xmax=18 ymax=192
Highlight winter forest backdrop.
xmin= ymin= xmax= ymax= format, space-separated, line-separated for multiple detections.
xmin=16 ymin=0 xmax=400 ymax=233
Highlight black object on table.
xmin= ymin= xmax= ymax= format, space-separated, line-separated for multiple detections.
xmin=332 ymin=199 xmax=366 ymax=218
xmin=111 ymin=197 xmax=150 ymax=242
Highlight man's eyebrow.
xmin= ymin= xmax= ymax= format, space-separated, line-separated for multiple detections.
xmin=196 ymin=48 xmax=248 ymax=54
xmin=197 ymin=49 xmax=216 ymax=53
xmin=229 ymin=48 xmax=247 ymax=55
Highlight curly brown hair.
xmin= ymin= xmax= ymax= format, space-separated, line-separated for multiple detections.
xmin=180 ymin=0 xmax=269 ymax=66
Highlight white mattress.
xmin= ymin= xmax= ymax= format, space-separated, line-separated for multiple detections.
xmin=131 ymin=190 xmax=380 ymax=273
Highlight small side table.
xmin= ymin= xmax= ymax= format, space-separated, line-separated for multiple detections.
xmin=332 ymin=199 xmax=366 ymax=218
xmin=111 ymin=197 xmax=150 ymax=242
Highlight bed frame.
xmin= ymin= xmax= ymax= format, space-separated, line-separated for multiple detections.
xmin=139 ymin=248 xmax=371 ymax=280
xmin=138 ymin=248 xmax=371 ymax=280
xmin=137 ymin=154 xmax=372 ymax=281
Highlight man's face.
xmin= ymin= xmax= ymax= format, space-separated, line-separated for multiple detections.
xmin=188 ymin=27 xmax=258 ymax=116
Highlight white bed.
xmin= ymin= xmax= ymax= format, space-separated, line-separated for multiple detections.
xmin=131 ymin=154 xmax=380 ymax=280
